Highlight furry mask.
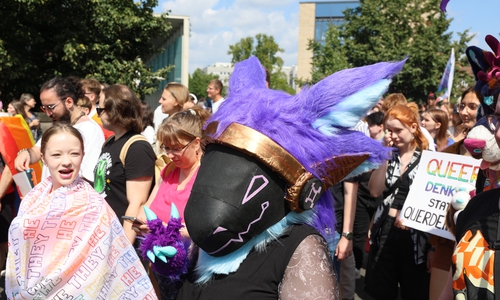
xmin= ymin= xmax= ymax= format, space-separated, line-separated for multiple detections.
xmin=185 ymin=56 xmax=405 ymax=257
xmin=466 ymin=35 xmax=500 ymax=115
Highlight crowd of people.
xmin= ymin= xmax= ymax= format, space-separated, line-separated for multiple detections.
xmin=0 ymin=44 xmax=498 ymax=300
xmin=0 ymin=76 xmax=221 ymax=299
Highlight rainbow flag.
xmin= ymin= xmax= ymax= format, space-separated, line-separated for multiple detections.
xmin=0 ymin=115 xmax=42 ymax=184
xmin=436 ymin=48 xmax=455 ymax=103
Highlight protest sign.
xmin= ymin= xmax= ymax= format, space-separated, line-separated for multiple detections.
xmin=400 ymin=150 xmax=480 ymax=240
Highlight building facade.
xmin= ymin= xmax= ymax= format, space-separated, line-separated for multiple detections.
xmin=144 ymin=14 xmax=190 ymax=106
xmin=203 ymin=63 xmax=298 ymax=90
xmin=297 ymin=1 xmax=359 ymax=84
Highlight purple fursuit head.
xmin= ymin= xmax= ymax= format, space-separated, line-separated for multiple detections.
xmin=185 ymin=56 xmax=406 ymax=259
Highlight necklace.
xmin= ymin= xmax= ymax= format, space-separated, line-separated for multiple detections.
xmin=399 ymin=152 xmax=415 ymax=172
xmin=71 ymin=112 xmax=85 ymax=125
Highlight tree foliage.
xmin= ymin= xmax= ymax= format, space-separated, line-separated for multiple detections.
xmin=0 ymin=0 xmax=172 ymax=101
xmin=305 ymin=0 xmax=474 ymax=102
xmin=228 ymin=34 xmax=295 ymax=94
xmin=188 ymin=68 xmax=219 ymax=100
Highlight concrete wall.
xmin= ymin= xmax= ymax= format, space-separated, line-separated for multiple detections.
xmin=297 ymin=3 xmax=316 ymax=90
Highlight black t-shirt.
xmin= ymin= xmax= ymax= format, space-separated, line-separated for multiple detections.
xmin=176 ymin=224 xmax=320 ymax=300
xmin=453 ymin=188 xmax=500 ymax=300
xmin=93 ymin=131 xmax=155 ymax=219
xmin=330 ymin=182 xmax=344 ymax=233
xmin=330 ymin=172 xmax=380 ymax=232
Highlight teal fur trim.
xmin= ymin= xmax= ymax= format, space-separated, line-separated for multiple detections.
xmin=312 ymin=79 xmax=391 ymax=135
xmin=194 ymin=209 xmax=317 ymax=284
xmin=346 ymin=161 xmax=378 ymax=179
xmin=484 ymin=96 xmax=494 ymax=106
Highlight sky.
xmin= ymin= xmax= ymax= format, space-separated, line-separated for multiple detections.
xmin=155 ymin=0 xmax=498 ymax=74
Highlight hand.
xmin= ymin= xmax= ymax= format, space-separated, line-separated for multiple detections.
xmin=383 ymin=131 xmax=394 ymax=147
xmin=14 ymin=150 xmax=31 ymax=171
xmin=335 ymin=236 xmax=353 ymax=260
xmin=131 ymin=219 xmax=150 ymax=236
xmin=30 ymin=119 xmax=40 ymax=127
xmin=392 ymin=209 xmax=409 ymax=230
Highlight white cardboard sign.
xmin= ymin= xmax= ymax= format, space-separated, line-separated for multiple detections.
xmin=400 ymin=150 xmax=481 ymax=240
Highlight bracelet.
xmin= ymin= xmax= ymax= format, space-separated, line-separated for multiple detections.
xmin=17 ymin=148 xmax=29 ymax=155
xmin=17 ymin=148 xmax=33 ymax=163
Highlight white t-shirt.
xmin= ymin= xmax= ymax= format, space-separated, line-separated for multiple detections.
xmin=351 ymin=120 xmax=370 ymax=137
xmin=420 ymin=126 xmax=436 ymax=152
xmin=141 ymin=125 xmax=156 ymax=145
xmin=153 ymin=105 xmax=168 ymax=133
xmin=37 ymin=119 xmax=105 ymax=182
xmin=211 ymin=98 xmax=225 ymax=114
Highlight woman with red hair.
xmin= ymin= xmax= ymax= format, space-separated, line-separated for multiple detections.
xmin=365 ymin=104 xmax=430 ymax=300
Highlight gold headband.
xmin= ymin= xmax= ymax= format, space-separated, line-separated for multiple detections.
xmin=204 ymin=122 xmax=368 ymax=212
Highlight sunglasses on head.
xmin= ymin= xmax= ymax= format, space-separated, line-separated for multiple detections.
xmin=96 ymin=107 xmax=105 ymax=116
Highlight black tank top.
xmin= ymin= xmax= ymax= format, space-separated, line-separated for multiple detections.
xmin=176 ymin=224 xmax=319 ymax=300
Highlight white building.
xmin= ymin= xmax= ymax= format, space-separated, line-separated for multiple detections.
xmin=203 ymin=62 xmax=297 ymax=90
xmin=203 ymin=62 xmax=233 ymax=86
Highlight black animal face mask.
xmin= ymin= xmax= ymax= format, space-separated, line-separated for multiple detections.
xmin=185 ymin=144 xmax=288 ymax=257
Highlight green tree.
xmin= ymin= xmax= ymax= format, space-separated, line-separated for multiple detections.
xmin=188 ymin=68 xmax=219 ymax=100
xmin=306 ymin=0 xmax=474 ymax=102
xmin=450 ymin=30 xmax=475 ymax=102
xmin=228 ymin=34 xmax=295 ymax=94
xmin=0 ymin=0 xmax=172 ymax=101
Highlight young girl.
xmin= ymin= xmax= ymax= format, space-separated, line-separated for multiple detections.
xmin=365 ymin=104 xmax=430 ymax=300
xmin=6 ymin=123 xmax=157 ymax=299
xmin=421 ymin=108 xmax=454 ymax=151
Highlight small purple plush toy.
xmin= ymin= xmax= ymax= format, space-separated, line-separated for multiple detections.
xmin=139 ymin=204 xmax=188 ymax=278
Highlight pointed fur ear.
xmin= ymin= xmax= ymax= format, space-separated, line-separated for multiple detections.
xmin=466 ymin=46 xmax=490 ymax=82
xmin=466 ymin=35 xmax=500 ymax=98
xmin=228 ymin=56 xmax=267 ymax=95
xmin=305 ymin=59 xmax=407 ymax=136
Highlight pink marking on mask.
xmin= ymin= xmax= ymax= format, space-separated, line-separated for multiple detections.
xmin=208 ymin=202 xmax=270 ymax=255
xmin=213 ymin=227 xmax=227 ymax=234
xmin=241 ymin=175 xmax=269 ymax=205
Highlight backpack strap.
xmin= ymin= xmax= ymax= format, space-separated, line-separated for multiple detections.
xmin=119 ymin=135 xmax=149 ymax=167
xmin=160 ymin=161 xmax=176 ymax=180
xmin=102 ymin=135 xmax=115 ymax=149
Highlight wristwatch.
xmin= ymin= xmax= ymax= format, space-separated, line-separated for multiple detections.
xmin=342 ymin=232 xmax=353 ymax=240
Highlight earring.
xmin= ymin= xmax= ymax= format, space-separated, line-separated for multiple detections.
xmin=196 ymin=150 xmax=199 ymax=156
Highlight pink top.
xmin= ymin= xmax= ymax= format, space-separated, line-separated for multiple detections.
xmin=149 ymin=163 xmax=200 ymax=223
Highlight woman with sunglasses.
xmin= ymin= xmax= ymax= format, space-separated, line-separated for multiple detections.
xmin=93 ymin=84 xmax=156 ymax=244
